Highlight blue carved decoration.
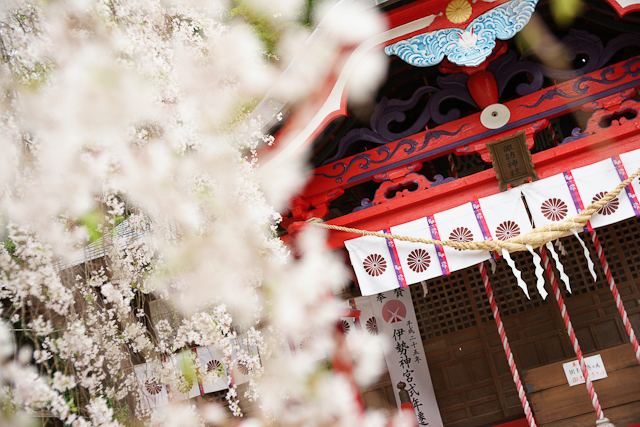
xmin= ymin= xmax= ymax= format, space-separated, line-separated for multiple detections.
xmin=385 ymin=0 xmax=538 ymax=68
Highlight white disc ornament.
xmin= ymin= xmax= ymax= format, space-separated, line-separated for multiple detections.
xmin=480 ymin=103 xmax=511 ymax=129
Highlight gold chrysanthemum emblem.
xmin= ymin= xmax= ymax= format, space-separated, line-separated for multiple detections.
xmin=446 ymin=0 xmax=472 ymax=23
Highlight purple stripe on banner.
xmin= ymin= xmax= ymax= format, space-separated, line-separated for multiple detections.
xmin=472 ymin=200 xmax=498 ymax=259
xmin=613 ymin=155 xmax=640 ymax=217
xmin=384 ymin=228 xmax=408 ymax=288
xmin=563 ymin=171 xmax=592 ymax=232
xmin=426 ymin=215 xmax=450 ymax=276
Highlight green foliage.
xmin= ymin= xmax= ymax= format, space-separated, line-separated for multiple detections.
xmin=550 ymin=0 xmax=583 ymax=26
xmin=229 ymin=3 xmax=283 ymax=56
xmin=228 ymin=0 xmax=322 ymax=58
xmin=3 ymin=238 xmax=16 ymax=254
xmin=79 ymin=210 xmax=103 ymax=243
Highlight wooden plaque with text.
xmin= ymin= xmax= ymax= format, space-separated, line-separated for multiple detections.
xmin=486 ymin=131 xmax=538 ymax=191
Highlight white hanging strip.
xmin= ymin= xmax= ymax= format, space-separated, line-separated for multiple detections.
xmin=555 ymin=239 xmax=568 ymax=256
xmin=526 ymin=244 xmax=547 ymax=299
xmin=489 ymin=258 xmax=497 ymax=274
xmin=501 ymin=248 xmax=530 ymax=299
xmin=545 ymin=241 xmax=572 ymax=293
xmin=571 ymin=230 xmax=597 ymax=282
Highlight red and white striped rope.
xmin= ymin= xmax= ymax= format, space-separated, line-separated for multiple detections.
xmin=540 ymin=246 xmax=605 ymax=420
xmin=591 ymin=231 xmax=640 ymax=364
xmin=478 ymin=262 xmax=537 ymax=427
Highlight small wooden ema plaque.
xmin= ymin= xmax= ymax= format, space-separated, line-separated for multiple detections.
xmin=486 ymin=131 xmax=538 ymax=191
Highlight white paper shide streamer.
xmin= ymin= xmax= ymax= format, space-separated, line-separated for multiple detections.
xmin=545 ymin=242 xmax=572 ymax=293
xmin=572 ymin=230 xmax=597 ymax=282
xmin=526 ymin=244 xmax=547 ymax=299
xmin=501 ymin=248 xmax=530 ymax=299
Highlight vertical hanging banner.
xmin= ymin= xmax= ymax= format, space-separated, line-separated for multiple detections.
xmin=371 ymin=288 xmax=443 ymax=427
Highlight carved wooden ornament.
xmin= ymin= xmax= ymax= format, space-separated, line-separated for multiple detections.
xmin=486 ymin=131 xmax=538 ymax=191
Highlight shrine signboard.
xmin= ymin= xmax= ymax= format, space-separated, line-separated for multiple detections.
xmin=562 ymin=354 xmax=608 ymax=386
xmin=486 ymin=131 xmax=538 ymax=191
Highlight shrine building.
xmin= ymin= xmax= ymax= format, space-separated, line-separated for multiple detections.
xmin=261 ymin=0 xmax=640 ymax=426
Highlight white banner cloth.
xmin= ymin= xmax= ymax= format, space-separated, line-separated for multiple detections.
xmin=371 ymin=288 xmax=443 ymax=427
xmin=571 ymin=158 xmax=636 ymax=228
xmin=346 ymin=192 xmax=531 ymax=295
xmin=345 ymin=234 xmax=405 ymax=296
xmin=392 ymin=218 xmax=445 ymax=285
xmin=433 ymin=203 xmax=491 ymax=273
xmin=520 ymin=173 xmax=580 ymax=228
xmin=134 ymin=363 xmax=169 ymax=409
xmin=168 ymin=351 xmax=202 ymax=401
xmin=477 ymin=189 xmax=532 ymax=241
xmin=194 ymin=346 xmax=229 ymax=394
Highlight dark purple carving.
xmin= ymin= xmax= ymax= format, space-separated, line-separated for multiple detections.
xmin=323 ymin=31 xmax=640 ymax=166
xmin=489 ymin=51 xmax=544 ymax=97
xmin=517 ymin=87 xmax=578 ymax=109
xmin=317 ymin=139 xmax=420 ymax=184
xmin=531 ymin=30 xmax=640 ymax=81
xmin=573 ymin=57 xmax=640 ymax=95
xmin=430 ymin=174 xmax=456 ymax=187
xmin=323 ymin=77 xmax=474 ymax=165
xmin=352 ymin=198 xmax=374 ymax=213
xmin=559 ymin=127 xmax=589 ymax=145
xmin=372 ymin=86 xmax=439 ymax=141
xmin=582 ymin=87 xmax=635 ymax=110
xmin=428 ymin=74 xmax=478 ymax=124
xmin=419 ymin=124 xmax=468 ymax=151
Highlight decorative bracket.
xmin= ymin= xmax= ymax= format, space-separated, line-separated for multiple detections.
xmin=385 ymin=0 xmax=538 ymax=68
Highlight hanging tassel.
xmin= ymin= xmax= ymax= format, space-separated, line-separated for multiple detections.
xmin=489 ymin=258 xmax=497 ymax=274
xmin=527 ymin=244 xmax=547 ymax=299
xmin=501 ymin=248 xmax=530 ymax=299
xmin=572 ymin=230 xmax=597 ymax=282
xmin=546 ymin=242 xmax=572 ymax=293
xmin=555 ymin=239 xmax=568 ymax=256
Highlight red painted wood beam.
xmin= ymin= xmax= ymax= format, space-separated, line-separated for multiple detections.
xmin=284 ymin=120 xmax=640 ymax=251
xmin=300 ymin=56 xmax=640 ymax=207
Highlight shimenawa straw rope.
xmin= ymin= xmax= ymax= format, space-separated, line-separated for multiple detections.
xmin=307 ymin=166 xmax=640 ymax=253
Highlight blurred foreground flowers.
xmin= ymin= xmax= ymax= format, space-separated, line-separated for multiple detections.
xmin=0 ymin=0 xmax=387 ymax=426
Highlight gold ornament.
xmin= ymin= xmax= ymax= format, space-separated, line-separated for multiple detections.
xmin=446 ymin=0 xmax=473 ymax=24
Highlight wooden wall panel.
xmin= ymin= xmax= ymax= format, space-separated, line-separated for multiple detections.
xmin=408 ymin=217 xmax=640 ymax=427
xmin=523 ymin=344 xmax=640 ymax=426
